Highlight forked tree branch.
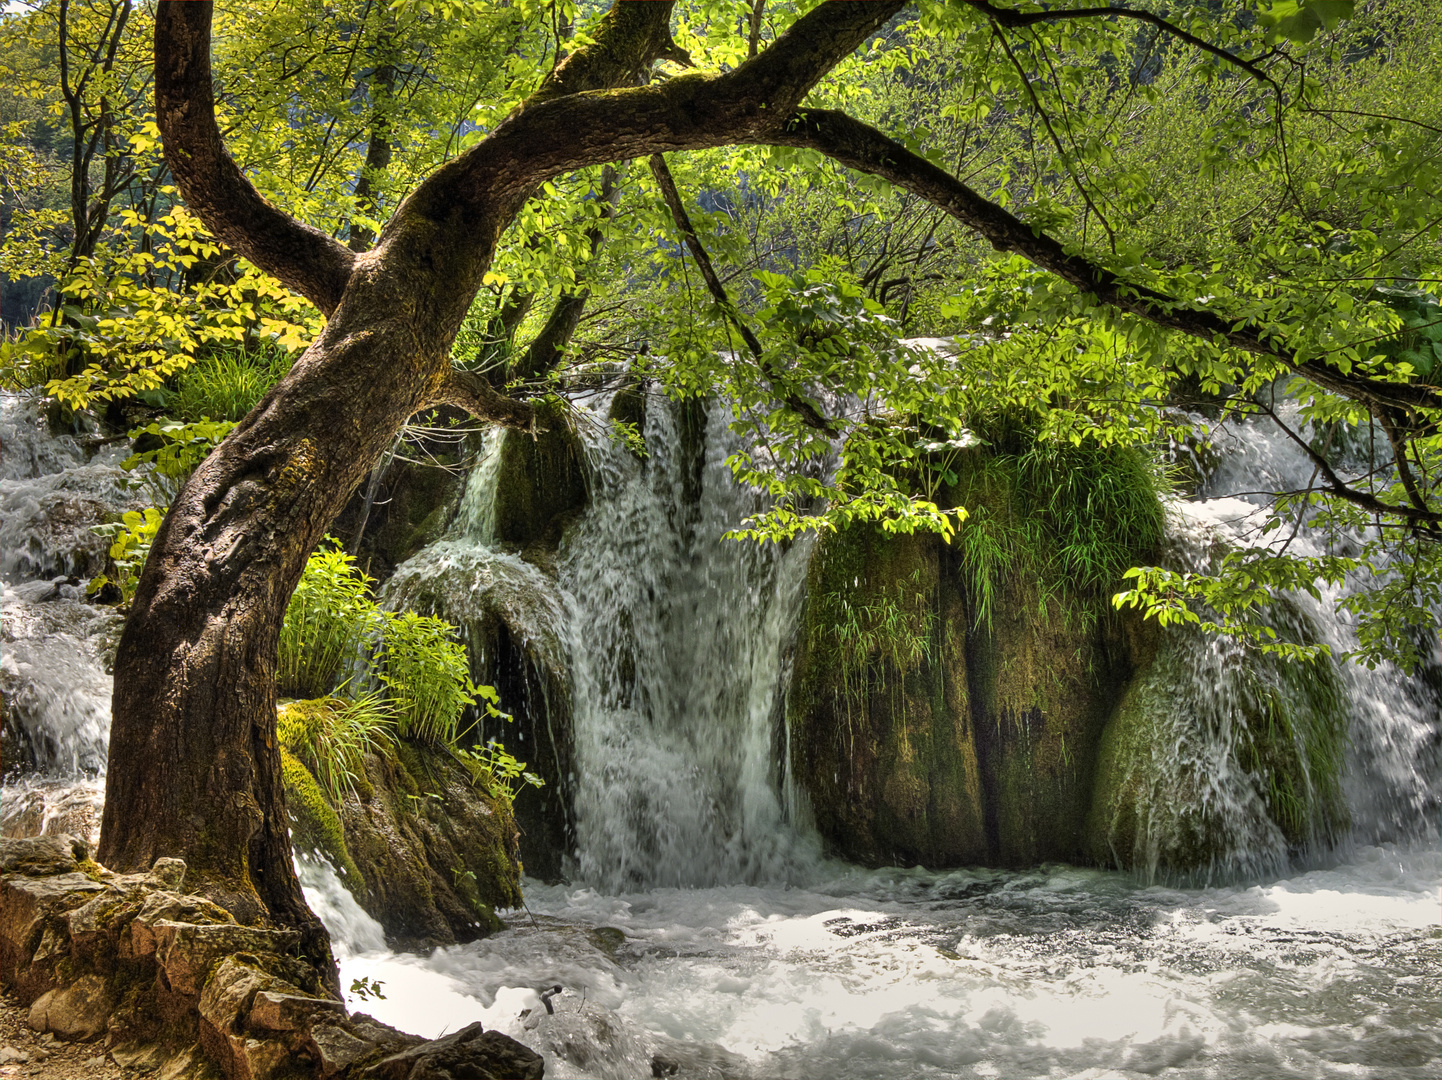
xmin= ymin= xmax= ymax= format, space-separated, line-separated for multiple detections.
xmin=154 ymin=1 xmax=355 ymax=315
xmin=959 ymin=1 xmax=1284 ymax=96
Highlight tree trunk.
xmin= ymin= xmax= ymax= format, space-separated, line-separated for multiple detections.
xmin=99 ymin=238 xmax=502 ymax=969
xmin=99 ymin=0 xmax=905 ymax=961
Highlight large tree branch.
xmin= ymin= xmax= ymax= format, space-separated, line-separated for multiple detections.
xmin=770 ymin=108 xmax=1442 ymax=417
xmin=406 ymin=1 xmax=904 ymax=215
xmin=154 ymin=1 xmax=354 ymax=315
xmin=427 ymin=367 xmax=536 ymax=430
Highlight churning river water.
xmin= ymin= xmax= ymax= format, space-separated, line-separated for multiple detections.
xmin=3 ymin=377 xmax=1441 ymax=1078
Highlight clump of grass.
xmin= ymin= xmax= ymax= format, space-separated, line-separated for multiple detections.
xmin=277 ymin=546 xmax=378 ymax=699
xmin=278 ymin=693 xmax=395 ymax=804
xmin=172 ymin=346 xmax=291 ymax=422
xmin=950 ymin=414 xmax=1169 ymax=631
xmin=378 ymin=610 xmax=478 ymax=745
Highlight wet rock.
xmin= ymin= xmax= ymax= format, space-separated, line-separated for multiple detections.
xmin=286 ymin=737 xmax=522 ymax=951
xmin=359 ymin=1022 xmax=544 ymax=1080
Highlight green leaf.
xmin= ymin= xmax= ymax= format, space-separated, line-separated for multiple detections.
xmin=1260 ymin=0 xmax=1355 ymax=44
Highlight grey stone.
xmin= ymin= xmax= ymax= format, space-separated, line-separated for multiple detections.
xmin=28 ymin=972 xmax=114 ymax=1040
xmin=360 ymin=1022 xmax=545 ymax=1080
xmin=308 ymin=1020 xmax=381 ymax=1078
xmin=149 ymin=858 xmax=186 ymax=890
xmin=248 ymin=990 xmax=346 ymax=1033
xmin=0 ymin=1046 xmax=28 ymax=1063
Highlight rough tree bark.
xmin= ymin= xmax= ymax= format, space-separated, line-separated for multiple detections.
xmin=98 ymin=0 xmax=908 ymax=965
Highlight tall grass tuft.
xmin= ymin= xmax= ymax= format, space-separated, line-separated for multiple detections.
xmin=950 ymin=412 xmax=1169 ymax=631
xmin=377 ymin=610 xmax=477 ymax=745
xmin=277 ymin=693 xmax=395 ymax=804
xmin=278 ymin=546 xmax=378 ymax=699
xmin=173 ymin=346 xmax=292 ymax=422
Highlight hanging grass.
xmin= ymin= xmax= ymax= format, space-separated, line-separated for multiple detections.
xmin=377 ymin=610 xmax=478 ymax=745
xmin=949 ymin=414 xmax=1170 ymax=631
xmin=277 ymin=546 xmax=378 ymax=699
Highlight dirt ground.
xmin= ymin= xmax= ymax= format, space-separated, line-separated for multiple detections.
xmin=0 ymin=992 xmax=126 ymax=1080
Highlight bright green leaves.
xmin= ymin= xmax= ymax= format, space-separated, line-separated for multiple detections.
xmin=1261 ymin=1 xmax=1357 ymax=44
xmin=87 ymin=508 xmax=165 ymax=604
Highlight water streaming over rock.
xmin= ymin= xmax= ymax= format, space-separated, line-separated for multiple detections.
xmin=4 ymin=382 xmax=1441 ymax=1077
xmin=556 ymin=396 xmax=818 ymax=889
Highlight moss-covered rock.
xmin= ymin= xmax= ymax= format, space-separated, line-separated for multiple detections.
xmin=382 ymin=548 xmax=574 ymax=881
xmin=281 ymin=734 xmax=523 ymax=950
xmin=492 ymin=401 xmax=589 ymax=548
xmin=789 ymin=526 xmax=988 ymax=867
xmin=788 ymin=432 xmax=1164 ymax=870
xmin=1086 ymin=612 xmax=1348 ymax=879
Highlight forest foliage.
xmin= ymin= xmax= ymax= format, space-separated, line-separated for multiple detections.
xmin=2 ymin=0 xmax=1441 ymax=672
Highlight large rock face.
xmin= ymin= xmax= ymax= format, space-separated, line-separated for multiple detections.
xmin=0 ymin=835 xmax=543 ymax=1080
xmin=283 ymin=737 xmax=523 ymax=951
xmin=788 ymin=525 xmax=1140 ymax=868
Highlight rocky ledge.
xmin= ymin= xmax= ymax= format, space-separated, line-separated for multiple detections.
xmin=0 ymin=834 xmax=543 ymax=1080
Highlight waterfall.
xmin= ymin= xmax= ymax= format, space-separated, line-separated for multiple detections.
xmin=0 ymin=394 xmax=126 ymax=786
xmin=557 ymin=396 xmax=818 ymax=890
xmin=1105 ymin=398 xmax=1442 ymax=878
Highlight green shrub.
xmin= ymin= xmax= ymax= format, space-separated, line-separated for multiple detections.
xmin=377 ymin=610 xmax=479 ymax=745
xmin=277 ymin=546 xmax=378 ymax=699
xmin=454 ymin=739 xmax=545 ymax=808
xmin=87 ymin=506 xmax=164 ymax=603
xmin=277 ymin=693 xmax=394 ymax=804
xmin=120 ymin=417 xmax=236 ymax=505
xmin=172 ymin=346 xmax=292 ymax=423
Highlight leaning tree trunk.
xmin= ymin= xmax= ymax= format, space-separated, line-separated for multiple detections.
xmin=98 ymin=258 xmax=499 ymax=965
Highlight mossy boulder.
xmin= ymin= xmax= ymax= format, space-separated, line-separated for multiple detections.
xmin=281 ymin=732 xmax=523 ymax=950
xmin=789 ymin=432 xmax=1164 ymax=870
xmin=383 ymin=549 xmax=574 ymax=881
xmin=492 ymin=402 xmax=588 ymax=548
xmin=788 ymin=526 xmax=988 ymax=867
xmin=1086 ymin=613 xmax=1348 ymax=879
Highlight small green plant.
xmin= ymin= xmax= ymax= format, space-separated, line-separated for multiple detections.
xmin=120 ymin=418 xmax=236 ymax=505
xmin=278 ymin=546 xmax=379 ymax=699
xmin=455 ymin=739 xmax=545 ymax=807
xmin=277 ymin=694 xmax=395 ymax=804
xmin=349 ymin=977 xmax=386 ymax=1002
xmin=377 ymin=610 xmax=480 ymax=745
xmin=172 ymin=346 xmax=292 ymax=423
xmin=87 ymin=507 xmax=165 ymax=603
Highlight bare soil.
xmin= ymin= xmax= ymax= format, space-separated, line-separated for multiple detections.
xmin=0 ymin=993 xmax=126 ymax=1079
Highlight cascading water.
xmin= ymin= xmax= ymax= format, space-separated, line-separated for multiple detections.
xmin=5 ymin=380 xmax=1440 ymax=1078
xmin=557 ymin=395 xmax=818 ymax=889
xmin=0 ymin=392 xmax=129 ymax=842
xmin=341 ymin=386 xmax=1439 ymax=1078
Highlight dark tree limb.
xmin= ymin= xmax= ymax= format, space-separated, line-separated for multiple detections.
xmin=770 ymin=108 xmax=1442 ymax=417
xmin=154 ymin=1 xmax=355 ymax=314
xmin=1249 ymin=396 xmax=1442 ymax=525
xmin=649 ymin=153 xmax=834 ymax=433
xmin=428 ymin=366 xmax=538 ymax=429
xmin=959 ymin=0 xmax=1284 ymax=96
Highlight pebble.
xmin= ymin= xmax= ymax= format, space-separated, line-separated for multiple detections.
xmin=82 ymin=1058 xmax=105 ymax=1069
xmin=0 ymin=1049 xmax=26 ymax=1065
